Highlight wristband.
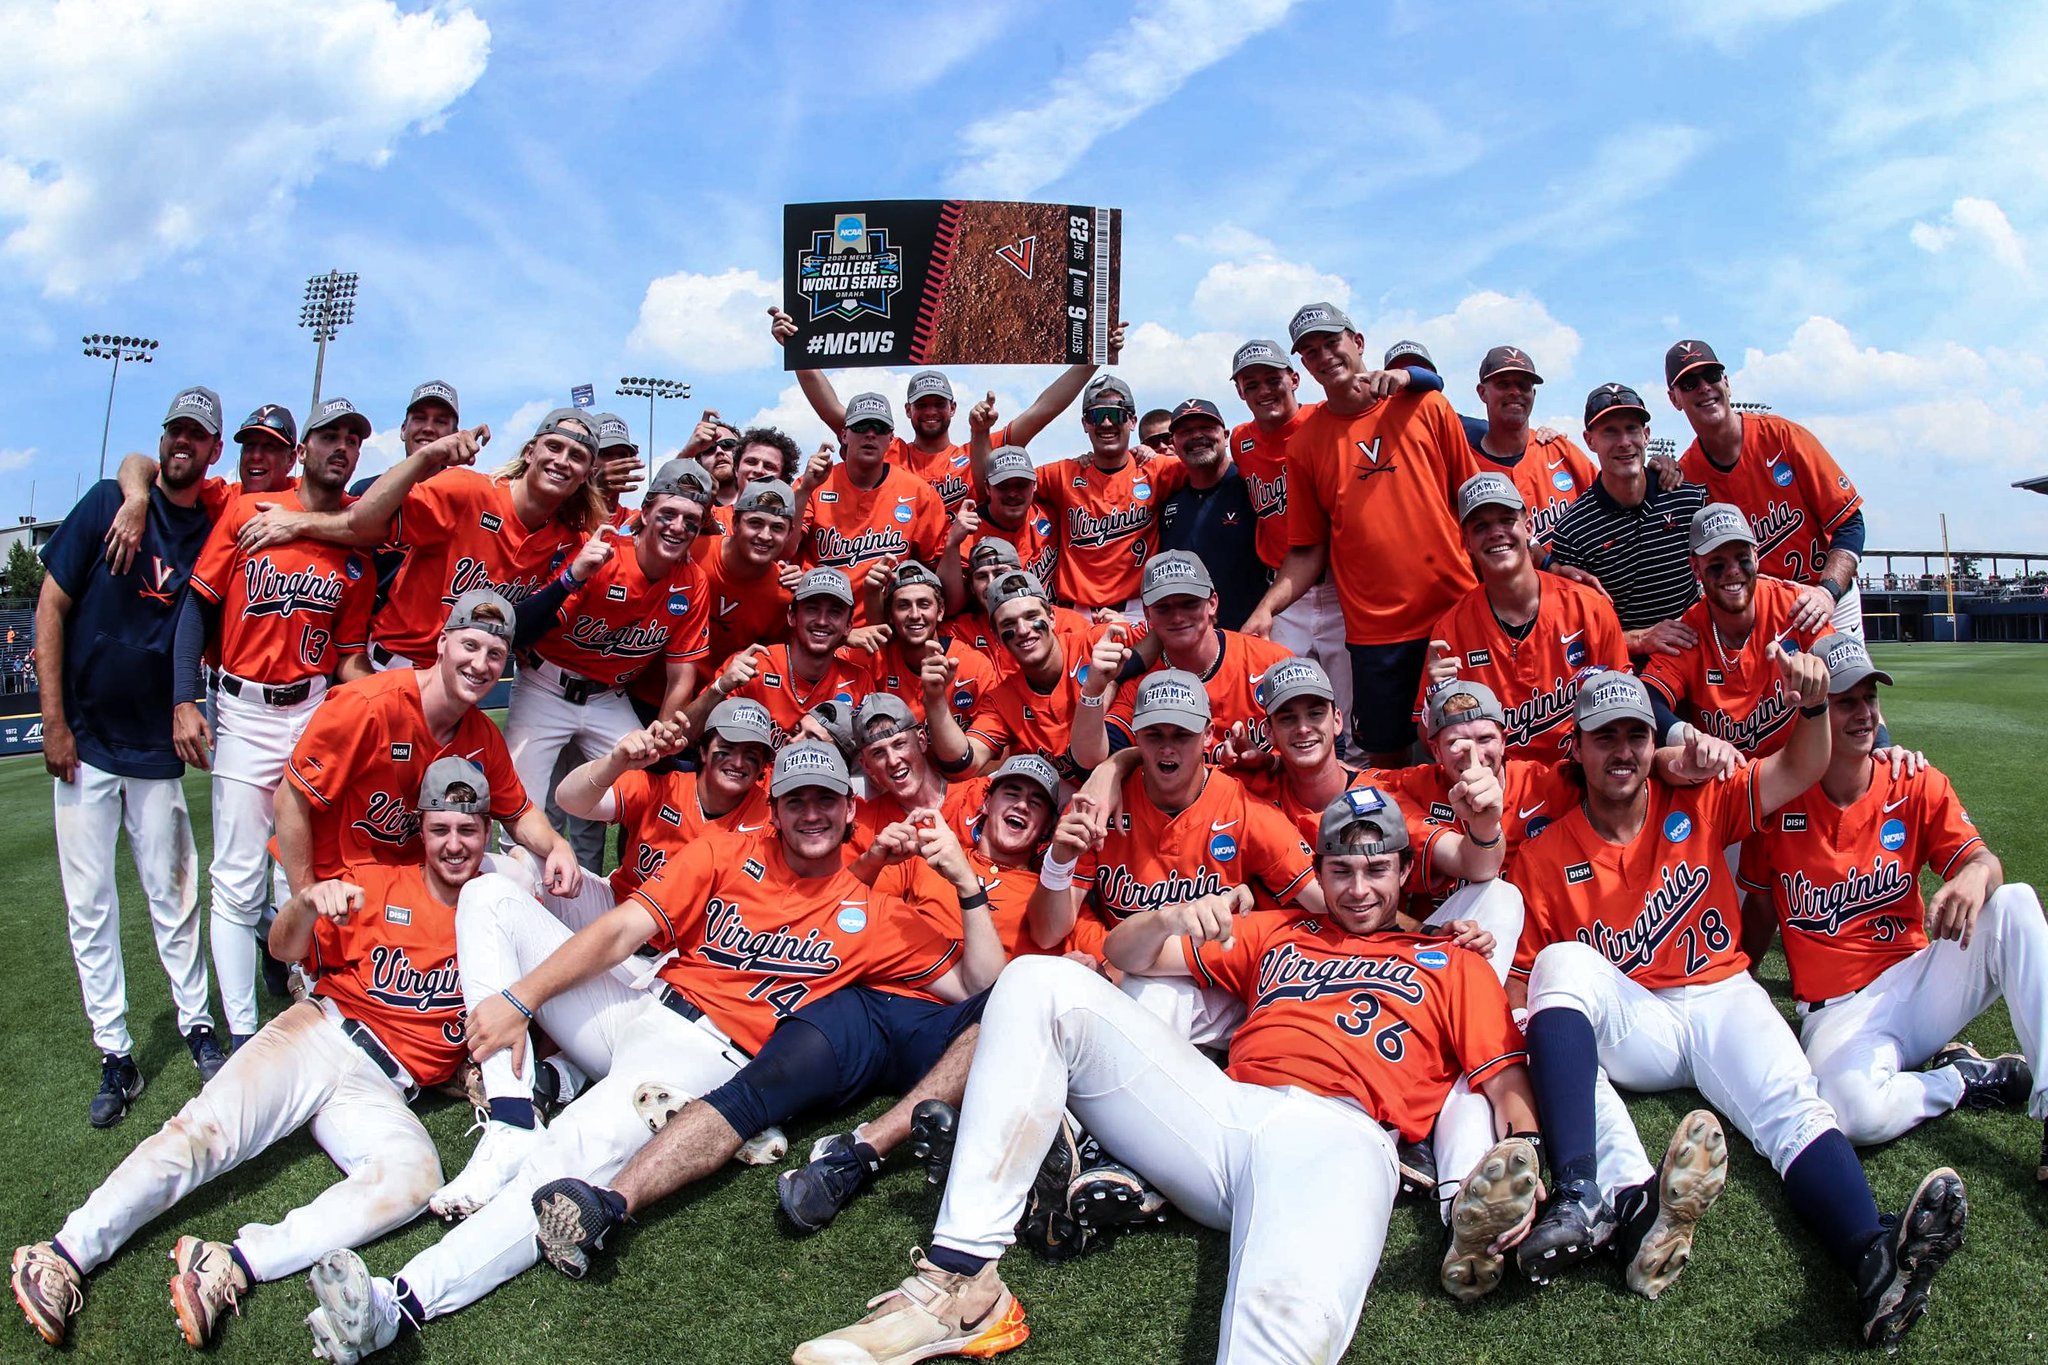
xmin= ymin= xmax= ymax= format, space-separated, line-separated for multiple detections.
xmin=1800 ymin=702 xmax=1827 ymax=718
xmin=958 ymin=888 xmax=990 ymax=913
xmin=1077 ymin=691 xmax=1107 ymax=709
xmin=556 ymin=569 xmax=581 ymax=592
xmin=1039 ymin=852 xmax=1078 ymax=893
xmin=499 ymin=988 xmax=535 ymax=1022
xmin=1467 ymin=828 xmax=1503 ymax=850
xmin=934 ymin=746 xmax=975 ymax=776
xmin=1823 ymin=578 xmax=1848 ymax=603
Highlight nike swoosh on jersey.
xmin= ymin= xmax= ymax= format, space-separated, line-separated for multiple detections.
xmin=1518 ymin=803 xmax=1546 ymax=819
xmin=1882 ymin=796 xmax=1909 ymax=813
xmin=1547 ymin=457 xmax=1566 ymax=470
xmin=736 ymin=822 xmax=768 ymax=832
xmin=1560 ymin=630 xmax=1585 ymax=645
xmin=1211 ymin=819 xmax=1239 ymax=831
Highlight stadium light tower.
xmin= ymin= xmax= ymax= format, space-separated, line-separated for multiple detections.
xmin=1731 ymin=400 xmax=1774 ymax=414
xmin=299 ymin=269 xmax=359 ymax=417
xmin=81 ymin=334 xmax=158 ymax=480
xmin=616 ymin=376 xmax=690 ymax=469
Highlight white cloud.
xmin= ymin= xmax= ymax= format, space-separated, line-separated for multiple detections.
xmin=352 ymin=428 xmax=407 ymax=482
xmin=1366 ymin=291 xmax=1583 ymax=389
xmin=626 ymin=268 xmax=782 ymax=373
xmin=1191 ymin=250 xmax=1349 ymax=336
xmin=1111 ymin=322 xmax=1241 ymax=409
xmin=1908 ymin=197 xmax=2030 ymax=276
xmin=946 ymin=0 xmax=1302 ymax=198
xmin=0 ymin=447 xmax=32 ymax=472
xmin=1669 ymin=0 xmax=1848 ymax=47
xmin=1732 ymin=316 xmax=1993 ymax=406
xmin=0 ymin=0 xmax=489 ymax=297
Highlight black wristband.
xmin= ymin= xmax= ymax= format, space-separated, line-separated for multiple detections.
xmin=958 ymin=888 xmax=990 ymax=912
xmin=1823 ymin=578 xmax=1848 ymax=603
xmin=1800 ymin=703 xmax=1827 ymax=718
xmin=933 ymin=746 xmax=975 ymax=776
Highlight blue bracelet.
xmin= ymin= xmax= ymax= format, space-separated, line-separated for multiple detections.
xmin=500 ymin=988 xmax=535 ymax=1021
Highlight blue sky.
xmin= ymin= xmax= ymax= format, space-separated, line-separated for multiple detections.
xmin=4 ymin=0 xmax=2045 ymax=553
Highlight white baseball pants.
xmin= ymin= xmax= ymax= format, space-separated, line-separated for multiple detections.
xmin=1802 ymin=883 xmax=2048 ymax=1142
xmin=208 ymin=682 xmax=324 ymax=1037
xmin=504 ymin=668 xmax=640 ymax=848
xmin=54 ymin=761 xmax=208 ymax=1055
xmin=1528 ymin=942 xmax=1839 ymax=1200
xmin=396 ymin=874 xmax=745 ymax=1319
xmin=53 ymin=1002 xmax=438 ymax=1282
xmin=935 ymin=956 xmax=1399 ymax=1364
xmin=1271 ymin=579 xmax=1353 ymax=738
xmin=1831 ymin=580 xmax=1864 ymax=638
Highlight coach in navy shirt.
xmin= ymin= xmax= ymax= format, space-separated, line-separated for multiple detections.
xmin=1157 ymin=398 xmax=1263 ymax=630
xmin=39 ymin=384 xmax=228 ymax=1127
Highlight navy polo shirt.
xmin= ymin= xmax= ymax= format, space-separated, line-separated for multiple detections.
xmin=42 ymin=480 xmax=212 ymax=778
xmin=1158 ymin=467 xmax=1263 ymax=630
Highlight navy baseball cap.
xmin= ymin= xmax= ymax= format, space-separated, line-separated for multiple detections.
xmin=1479 ymin=345 xmax=1542 ymax=383
xmin=235 ymin=403 xmax=297 ymax=448
xmin=1167 ymin=398 xmax=1226 ymax=431
xmin=1584 ymin=383 xmax=1650 ymax=426
xmin=1665 ymin=340 xmax=1722 ymax=387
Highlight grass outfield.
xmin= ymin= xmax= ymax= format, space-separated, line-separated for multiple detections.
xmin=2 ymin=642 xmax=2044 ymax=1363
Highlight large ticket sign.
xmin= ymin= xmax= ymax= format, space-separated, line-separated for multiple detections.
xmin=783 ymin=199 xmax=1121 ymax=369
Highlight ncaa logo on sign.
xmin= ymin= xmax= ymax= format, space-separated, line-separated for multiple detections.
xmin=1664 ymin=811 xmax=1693 ymax=842
xmin=1772 ymin=463 xmax=1795 ymax=487
xmin=1880 ymin=819 xmax=1907 ymax=852
xmin=835 ymin=216 xmax=864 ymax=245
xmin=1209 ymin=833 xmax=1239 ymax=862
xmin=1416 ymin=948 xmax=1450 ymax=970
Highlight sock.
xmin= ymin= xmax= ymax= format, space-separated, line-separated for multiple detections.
xmin=228 ymin=1244 xmax=255 ymax=1286
xmin=392 ymin=1280 xmax=425 ymax=1332
xmin=1782 ymin=1130 xmax=1885 ymax=1272
xmin=927 ymin=1245 xmax=989 ymax=1278
xmin=488 ymin=1098 xmax=536 ymax=1130
xmin=50 ymin=1240 xmax=82 ymax=1275
xmin=1525 ymin=1008 xmax=1601 ymax=1187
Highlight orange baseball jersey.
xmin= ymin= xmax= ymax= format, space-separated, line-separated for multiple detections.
xmin=197 ymin=476 xmax=298 ymax=522
xmin=965 ymin=615 xmax=1114 ymax=783
xmin=632 ymin=839 xmax=963 ymax=1054
xmin=853 ymin=776 xmax=984 ymax=852
xmin=1077 ymin=767 xmax=1314 ymax=923
xmin=1187 ymin=917 xmax=1525 ymax=1141
xmin=964 ymin=843 xmax=1105 ymax=962
xmin=1288 ymin=390 xmax=1482 ymax=645
xmin=1639 ymin=576 xmax=1825 ymax=756
xmin=535 ymin=546 xmax=711 ymax=687
xmin=1369 ymin=758 xmax=1580 ymax=899
xmin=689 ymin=504 xmax=728 ymax=565
xmin=1737 ymin=758 xmax=1983 ymax=1004
xmin=716 ymin=642 xmax=875 ymax=750
xmin=607 ymin=768 xmax=773 ymax=901
xmin=1484 ymin=433 xmax=1596 ymax=543
xmin=802 ymin=463 xmax=948 ymax=622
xmin=965 ymin=510 xmax=1060 ymax=595
xmin=870 ymin=636 xmax=998 ymax=729
xmin=303 ymin=861 xmax=468 ymax=1086
xmin=1420 ymin=574 xmax=1629 ymax=763
xmin=374 ymin=470 xmax=582 ymax=663
xmin=1034 ymin=456 xmax=1190 ymax=607
xmin=189 ymin=489 xmax=375 ymax=683
xmin=952 ymin=602 xmax=1092 ymax=677
xmin=1229 ymin=406 xmax=1314 ymax=570
xmin=700 ymin=548 xmax=794 ymax=668
xmin=892 ymin=429 xmax=1005 ymax=513
xmin=1679 ymin=414 xmax=1861 ymax=586
xmin=1105 ymin=629 xmax=1296 ymax=755
xmin=284 ymin=671 xmax=528 ymax=880
xmin=1512 ymin=768 xmax=1762 ymax=989
xmin=1238 ymin=763 xmax=1447 ymax=903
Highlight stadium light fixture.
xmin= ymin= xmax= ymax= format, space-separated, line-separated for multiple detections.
xmin=80 ymin=334 xmax=158 ymax=480
xmin=300 ymin=270 xmax=360 ymax=416
xmin=616 ymin=376 xmax=690 ymax=470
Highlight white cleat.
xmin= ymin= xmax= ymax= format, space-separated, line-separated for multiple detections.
xmin=428 ymin=1118 xmax=544 ymax=1220
xmin=304 ymin=1250 xmax=400 ymax=1364
xmin=632 ymin=1081 xmax=686 ymax=1132
xmin=1625 ymin=1109 xmax=1729 ymax=1300
xmin=1441 ymin=1137 xmax=1543 ymax=1303
xmin=736 ymin=1127 xmax=790 ymax=1166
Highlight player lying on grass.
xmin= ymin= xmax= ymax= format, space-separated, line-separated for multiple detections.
xmin=1736 ymin=633 xmax=2044 ymax=1161
xmin=1513 ymin=667 xmax=1969 ymax=1349
xmin=298 ymin=741 xmax=1002 ymax=1362
xmin=794 ymin=787 xmax=1541 ymax=1365
xmin=11 ymin=760 xmax=493 ymax=1351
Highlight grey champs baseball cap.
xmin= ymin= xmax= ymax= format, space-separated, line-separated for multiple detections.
xmin=985 ymin=445 xmax=1037 ymax=485
xmin=443 ymin=588 xmax=516 ymax=641
xmin=235 ymin=403 xmax=297 ymax=448
xmin=593 ymin=412 xmax=636 ymax=452
xmin=968 ymin=537 xmax=1024 ymax=572
xmin=1130 ymin=669 xmax=1211 ymax=734
xmin=1287 ymin=302 xmax=1354 ymax=350
xmin=844 ymin=392 xmax=895 ymax=430
xmin=1141 ymin=551 xmax=1216 ymax=606
xmin=1426 ymin=679 xmax=1508 ymax=736
xmin=418 ymin=756 xmax=490 ymax=814
xmin=1689 ymin=503 xmax=1757 ymax=556
xmin=1231 ymin=339 xmax=1292 ymax=377
xmin=1083 ymin=374 xmax=1135 ymax=410
xmin=407 ymin=380 xmax=459 ymax=416
xmin=1584 ymin=382 xmax=1650 ymax=426
xmin=164 ymin=386 xmax=224 ymax=435
xmin=806 ymin=700 xmax=860 ymax=760
xmin=988 ymin=753 xmax=1062 ymax=806
xmin=906 ymin=371 xmax=955 ymax=403
xmin=1816 ymin=634 xmax=1893 ymax=693
xmin=1315 ymin=785 xmax=1411 ymax=857
xmin=1254 ymin=656 xmax=1335 ymax=715
xmin=792 ymin=568 xmax=856 ymax=606
xmin=770 ymin=739 xmax=854 ymax=798
xmin=1457 ymin=471 xmax=1526 ymax=523
xmin=853 ymin=692 xmax=919 ymax=746
xmin=1479 ymin=345 xmax=1542 ymax=383
xmin=1384 ymin=339 xmax=1435 ymax=369
xmin=535 ymin=407 xmax=599 ymax=454
xmin=1575 ymin=669 xmax=1657 ymax=732
xmin=984 ymin=569 xmax=1050 ymax=618
xmin=883 ymin=560 xmax=945 ymax=605
xmin=648 ymin=457 xmax=716 ymax=502
xmin=305 ymin=396 xmax=373 ymax=440
xmin=734 ymin=479 xmax=797 ymax=519
xmin=704 ymin=697 xmax=776 ymax=748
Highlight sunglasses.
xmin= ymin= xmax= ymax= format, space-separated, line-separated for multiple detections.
xmin=1676 ymin=365 xmax=1725 ymax=393
xmin=710 ymin=437 xmax=740 ymax=452
xmin=1141 ymin=432 xmax=1175 ymax=449
xmin=1085 ymin=406 xmax=1132 ymax=426
xmin=849 ymin=420 xmax=892 ymax=436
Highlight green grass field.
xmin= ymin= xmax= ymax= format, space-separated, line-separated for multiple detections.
xmin=3 ymin=643 xmax=2045 ymax=1363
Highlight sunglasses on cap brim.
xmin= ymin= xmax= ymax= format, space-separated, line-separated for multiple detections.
xmin=1675 ymin=366 xmax=1726 ymax=392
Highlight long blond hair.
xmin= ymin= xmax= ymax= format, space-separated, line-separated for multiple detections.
xmin=497 ymin=417 xmax=605 ymax=533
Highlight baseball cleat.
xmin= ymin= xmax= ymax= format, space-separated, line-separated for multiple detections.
xmin=304 ymin=1250 xmax=400 ymax=1364
xmin=737 ymin=1127 xmax=791 ymax=1166
xmin=908 ymin=1100 xmax=958 ymax=1187
xmin=167 ymin=1236 xmax=246 ymax=1347
xmin=1067 ymin=1162 xmax=1169 ymax=1237
xmin=532 ymin=1054 xmax=588 ymax=1115
xmin=1441 ymin=1136 xmax=1542 ymax=1302
xmin=1397 ymin=1137 xmax=1439 ymax=1201
xmin=532 ymin=1178 xmax=626 ymax=1279
xmin=185 ymin=1026 xmax=230 ymax=1085
xmin=428 ymin=1117 xmax=544 ymax=1220
xmin=790 ymin=1251 xmax=1028 ymax=1364
xmin=1622 ymin=1110 xmax=1728 ymax=1300
xmin=11 ymin=1243 xmax=83 ymax=1345
xmin=1017 ymin=1115 xmax=1088 ymax=1262
xmin=88 ymin=1053 xmax=144 ymax=1129
xmin=1515 ymin=1177 xmax=1618 ymax=1285
xmin=1855 ymin=1167 xmax=1967 ymax=1349
xmin=1928 ymin=1041 xmax=2033 ymax=1112
xmin=780 ymin=1134 xmax=883 ymax=1235
xmin=633 ymin=1081 xmax=687 ymax=1132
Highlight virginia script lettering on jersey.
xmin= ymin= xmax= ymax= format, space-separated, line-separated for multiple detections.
xmin=697 ymin=897 xmax=846 ymax=976
xmin=1253 ymin=944 xmax=1426 ymax=1008
xmin=1066 ymin=503 xmax=1154 ymax=550
xmin=241 ymin=560 xmax=348 ymax=618
xmin=1580 ymin=861 xmax=1712 ymax=973
xmin=1095 ymin=864 xmax=1228 ymax=917
xmin=1778 ymin=858 xmax=1916 ymax=936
